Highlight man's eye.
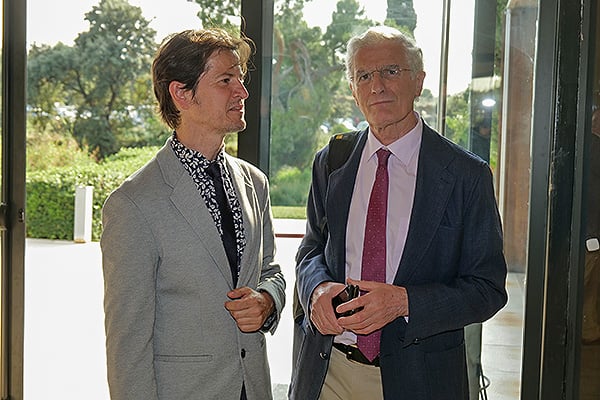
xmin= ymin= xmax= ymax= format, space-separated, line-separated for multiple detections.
xmin=357 ymin=73 xmax=370 ymax=82
xmin=384 ymin=68 xmax=399 ymax=77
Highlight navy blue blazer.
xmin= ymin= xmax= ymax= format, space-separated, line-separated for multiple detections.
xmin=290 ymin=122 xmax=508 ymax=400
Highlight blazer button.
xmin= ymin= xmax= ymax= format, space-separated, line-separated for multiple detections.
xmin=413 ymin=338 xmax=420 ymax=345
xmin=241 ymin=349 xmax=246 ymax=358
xmin=319 ymin=352 xmax=329 ymax=360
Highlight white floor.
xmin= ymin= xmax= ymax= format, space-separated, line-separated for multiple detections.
xmin=23 ymin=222 xmax=522 ymax=399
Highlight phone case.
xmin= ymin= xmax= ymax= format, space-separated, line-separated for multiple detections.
xmin=332 ymin=284 xmax=362 ymax=318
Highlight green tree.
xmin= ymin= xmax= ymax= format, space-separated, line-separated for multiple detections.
xmin=445 ymin=90 xmax=470 ymax=148
xmin=27 ymin=0 xmax=158 ymax=159
xmin=191 ymin=0 xmax=370 ymax=175
xmin=385 ymin=0 xmax=417 ymax=36
xmin=27 ymin=43 xmax=79 ymax=135
xmin=192 ymin=0 xmax=240 ymax=32
xmin=270 ymin=1 xmax=334 ymax=171
xmin=323 ymin=0 xmax=372 ymax=65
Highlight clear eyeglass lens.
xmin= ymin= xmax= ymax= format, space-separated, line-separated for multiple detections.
xmin=355 ymin=67 xmax=408 ymax=85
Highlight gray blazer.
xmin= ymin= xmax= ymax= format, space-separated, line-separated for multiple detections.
xmin=101 ymin=138 xmax=285 ymax=400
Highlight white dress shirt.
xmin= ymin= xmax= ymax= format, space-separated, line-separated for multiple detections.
xmin=336 ymin=115 xmax=422 ymax=345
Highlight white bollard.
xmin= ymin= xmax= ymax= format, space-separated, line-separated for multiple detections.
xmin=74 ymin=185 xmax=94 ymax=243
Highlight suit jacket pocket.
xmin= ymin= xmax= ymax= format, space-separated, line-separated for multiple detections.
xmin=155 ymin=354 xmax=213 ymax=363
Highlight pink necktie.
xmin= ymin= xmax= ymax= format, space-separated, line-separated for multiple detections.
xmin=357 ymin=148 xmax=390 ymax=362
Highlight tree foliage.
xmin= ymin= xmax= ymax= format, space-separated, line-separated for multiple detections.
xmin=190 ymin=0 xmax=375 ymax=175
xmin=385 ymin=0 xmax=417 ymax=36
xmin=192 ymin=0 xmax=240 ymax=32
xmin=27 ymin=0 xmax=504 ymax=208
xmin=27 ymin=0 xmax=160 ymax=159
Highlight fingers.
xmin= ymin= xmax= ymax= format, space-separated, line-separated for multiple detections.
xmin=226 ymin=286 xmax=252 ymax=301
xmin=309 ymin=282 xmax=345 ymax=335
xmin=337 ymin=281 xmax=409 ymax=335
xmin=224 ymin=287 xmax=274 ymax=332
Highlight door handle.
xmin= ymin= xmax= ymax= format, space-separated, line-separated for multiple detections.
xmin=587 ymin=238 xmax=600 ymax=252
xmin=0 ymin=203 xmax=6 ymax=230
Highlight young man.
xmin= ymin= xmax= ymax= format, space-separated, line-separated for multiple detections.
xmin=101 ymin=28 xmax=285 ymax=400
xmin=290 ymin=26 xmax=507 ymax=400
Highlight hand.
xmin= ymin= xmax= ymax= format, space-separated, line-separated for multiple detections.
xmin=224 ymin=287 xmax=275 ymax=333
xmin=309 ymin=282 xmax=346 ymax=335
xmin=336 ymin=278 xmax=408 ymax=335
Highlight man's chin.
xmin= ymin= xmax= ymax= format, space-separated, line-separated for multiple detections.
xmin=225 ymin=122 xmax=246 ymax=135
xmin=235 ymin=121 xmax=247 ymax=132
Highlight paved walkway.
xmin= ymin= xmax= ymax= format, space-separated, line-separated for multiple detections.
xmin=24 ymin=220 xmax=305 ymax=400
xmin=23 ymin=218 xmax=522 ymax=399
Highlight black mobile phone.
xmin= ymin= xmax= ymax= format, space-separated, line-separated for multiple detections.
xmin=331 ymin=284 xmax=363 ymax=318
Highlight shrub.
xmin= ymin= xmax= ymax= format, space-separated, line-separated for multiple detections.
xmin=26 ymin=147 xmax=159 ymax=241
xmin=26 ymin=145 xmax=310 ymax=242
xmin=270 ymin=166 xmax=312 ymax=206
xmin=27 ymin=126 xmax=96 ymax=172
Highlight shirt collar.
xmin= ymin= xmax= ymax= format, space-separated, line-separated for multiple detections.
xmin=365 ymin=112 xmax=422 ymax=169
xmin=170 ymin=132 xmax=226 ymax=171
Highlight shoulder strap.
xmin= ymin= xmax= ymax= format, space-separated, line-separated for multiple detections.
xmin=316 ymin=130 xmax=359 ymax=240
xmin=327 ymin=130 xmax=360 ymax=173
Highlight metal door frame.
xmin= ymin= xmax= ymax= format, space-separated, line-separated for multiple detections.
xmin=1 ymin=0 xmax=26 ymax=399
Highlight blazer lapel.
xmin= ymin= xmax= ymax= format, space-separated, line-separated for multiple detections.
xmin=225 ymin=156 xmax=257 ymax=287
xmin=326 ymin=129 xmax=368 ymax=281
xmin=394 ymin=124 xmax=456 ymax=284
xmin=156 ymin=143 xmax=235 ymax=287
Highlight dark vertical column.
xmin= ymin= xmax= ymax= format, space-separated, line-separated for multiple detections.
xmin=239 ymin=0 xmax=274 ymax=175
xmin=1 ymin=0 xmax=27 ymax=398
xmin=522 ymin=0 xmax=590 ymax=398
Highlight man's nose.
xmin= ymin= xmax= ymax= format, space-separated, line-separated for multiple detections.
xmin=236 ymin=79 xmax=249 ymax=99
xmin=370 ymin=72 xmax=385 ymax=93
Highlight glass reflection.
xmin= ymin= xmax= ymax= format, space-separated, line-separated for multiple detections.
xmin=578 ymin=5 xmax=600 ymax=399
xmin=579 ymin=58 xmax=600 ymax=400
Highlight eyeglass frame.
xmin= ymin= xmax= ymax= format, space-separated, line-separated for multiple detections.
xmin=351 ymin=64 xmax=413 ymax=86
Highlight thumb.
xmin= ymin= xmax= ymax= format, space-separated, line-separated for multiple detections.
xmin=227 ymin=287 xmax=248 ymax=300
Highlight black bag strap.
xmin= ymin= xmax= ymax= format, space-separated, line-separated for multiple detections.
xmin=316 ymin=130 xmax=360 ymax=237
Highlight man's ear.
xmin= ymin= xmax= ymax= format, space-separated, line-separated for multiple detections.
xmin=350 ymin=83 xmax=359 ymax=107
xmin=414 ymin=71 xmax=426 ymax=97
xmin=168 ymin=81 xmax=191 ymax=110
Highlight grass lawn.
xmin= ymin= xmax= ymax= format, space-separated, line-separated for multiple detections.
xmin=272 ymin=206 xmax=306 ymax=219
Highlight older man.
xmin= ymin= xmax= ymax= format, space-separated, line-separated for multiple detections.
xmin=290 ymin=26 xmax=507 ymax=400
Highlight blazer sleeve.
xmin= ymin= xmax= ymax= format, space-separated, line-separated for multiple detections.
xmin=101 ymin=189 xmax=160 ymax=399
xmin=295 ymin=148 xmax=336 ymax=322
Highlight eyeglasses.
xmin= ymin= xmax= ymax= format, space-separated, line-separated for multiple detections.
xmin=352 ymin=65 xmax=412 ymax=86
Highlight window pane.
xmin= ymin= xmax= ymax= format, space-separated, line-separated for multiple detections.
xmin=272 ymin=2 xmax=534 ymax=398
xmin=24 ymin=1 xmax=205 ymax=398
xmin=579 ymin=4 xmax=600 ymax=398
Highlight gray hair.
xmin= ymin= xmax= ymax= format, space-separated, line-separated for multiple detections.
xmin=345 ymin=26 xmax=424 ymax=81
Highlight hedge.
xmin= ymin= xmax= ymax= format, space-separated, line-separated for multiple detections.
xmin=26 ymin=146 xmax=310 ymax=241
xmin=26 ymin=147 xmax=158 ymax=241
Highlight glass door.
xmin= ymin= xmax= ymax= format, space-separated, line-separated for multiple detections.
xmin=579 ymin=4 xmax=600 ymax=398
xmin=269 ymin=1 xmax=536 ymax=398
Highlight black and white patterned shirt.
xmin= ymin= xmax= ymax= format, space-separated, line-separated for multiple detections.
xmin=170 ymin=133 xmax=246 ymax=267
